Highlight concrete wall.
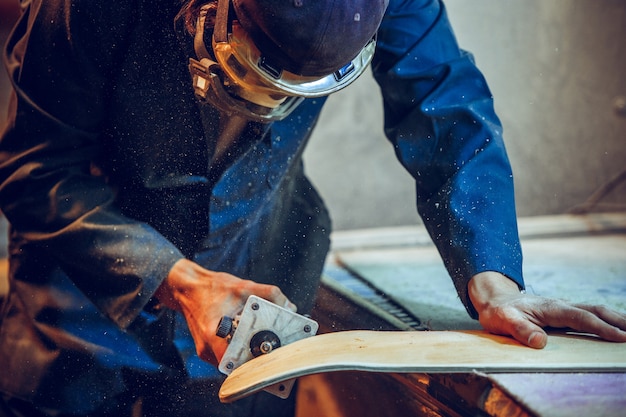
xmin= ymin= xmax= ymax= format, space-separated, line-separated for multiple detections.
xmin=304 ymin=0 xmax=626 ymax=230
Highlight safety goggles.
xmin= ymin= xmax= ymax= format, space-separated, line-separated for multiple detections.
xmin=189 ymin=57 xmax=305 ymax=121
xmin=213 ymin=23 xmax=376 ymax=99
xmin=188 ymin=0 xmax=376 ymax=122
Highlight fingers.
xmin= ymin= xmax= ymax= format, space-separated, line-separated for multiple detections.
xmin=261 ymin=286 xmax=298 ymax=312
xmin=232 ymin=275 xmax=298 ymax=312
xmin=528 ymin=299 xmax=626 ymax=343
xmin=479 ymin=295 xmax=626 ymax=349
xmin=576 ymin=304 xmax=626 ymax=329
xmin=212 ymin=272 xmax=298 ymax=314
xmin=570 ymin=304 xmax=626 ymax=342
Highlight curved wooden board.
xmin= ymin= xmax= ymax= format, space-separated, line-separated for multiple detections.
xmin=219 ymin=330 xmax=626 ymax=403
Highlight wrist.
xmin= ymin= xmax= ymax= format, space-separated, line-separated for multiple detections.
xmin=468 ymin=271 xmax=522 ymax=315
xmin=155 ymin=258 xmax=199 ymax=311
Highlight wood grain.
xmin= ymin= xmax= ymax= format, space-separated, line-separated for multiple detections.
xmin=219 ymin=330 xmax=626 ymax=403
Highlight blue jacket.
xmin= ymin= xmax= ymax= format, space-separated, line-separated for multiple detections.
xmin=0 ymin=0 xmax=523 ymax=413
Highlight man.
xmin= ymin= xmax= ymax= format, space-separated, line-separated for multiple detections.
xmin=0 ymin=0 xmax=624 ymax=416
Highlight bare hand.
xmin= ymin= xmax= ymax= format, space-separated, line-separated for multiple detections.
xmin=469 ymin=271 xmax=626 ymax=349
xmin=155 ymin=258 xmax=297 ymax=364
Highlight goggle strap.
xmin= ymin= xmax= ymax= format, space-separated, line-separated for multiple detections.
xmin=194 ymin=5 xmax=212 ymax=60
xmin=214 ymin=0 xmax=231 ymax=44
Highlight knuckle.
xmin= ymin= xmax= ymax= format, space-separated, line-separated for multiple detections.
xmin=267 ymin=285 xmax=283 ymax=299
xmin=571 ymin=308 xmax=589 ymax=322
xmin=491 ymin=304 xmax=517 ymax=321
xmin=589 ymin=304 xmax=610 ymax=316
xmin=538 ymin=297 xmax=564 ymax=312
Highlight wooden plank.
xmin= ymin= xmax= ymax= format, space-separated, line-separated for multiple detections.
xmin=219 ymin=330 xmax=626 ymax=403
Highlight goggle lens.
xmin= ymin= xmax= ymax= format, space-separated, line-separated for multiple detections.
xmin=214 ymin=23 xmax=376 ymax=99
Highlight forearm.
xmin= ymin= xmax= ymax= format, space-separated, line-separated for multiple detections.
xmin=374 ymin=0 xmax=524 ymax=316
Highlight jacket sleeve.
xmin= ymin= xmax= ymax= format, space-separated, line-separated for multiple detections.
xmin=373 ymin=0 xmax=524 ymax=317
xmin=0 ymin=0 xmax=184 ymax=328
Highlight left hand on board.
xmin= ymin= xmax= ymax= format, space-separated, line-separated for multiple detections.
xmin=468 ymin=271 xmax=626 ymax=348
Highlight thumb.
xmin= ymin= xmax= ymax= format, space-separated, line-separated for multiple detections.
xmin=525 ymin=329 xmax=548 ymax=349
xmin=479 ymin=306 xmax=549 ymax=349
xmin=509 ymin=319 xmax=548 ymax=349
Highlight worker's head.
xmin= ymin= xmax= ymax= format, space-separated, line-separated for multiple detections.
xmin=186 ymin=0 xmax=388 ymax=122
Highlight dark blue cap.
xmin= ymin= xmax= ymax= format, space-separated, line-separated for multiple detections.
xmin=232 ymin=0 xmax=388 ymax=76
